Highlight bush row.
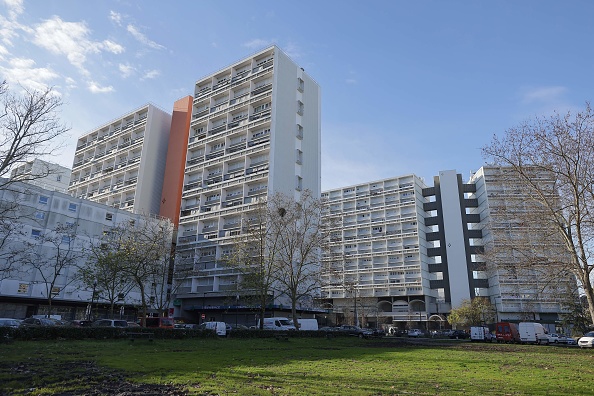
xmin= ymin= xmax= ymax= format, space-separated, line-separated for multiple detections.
xmin=0 ymin=327 xmax=352 ymax=341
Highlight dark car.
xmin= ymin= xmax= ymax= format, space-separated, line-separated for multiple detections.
xmin=69 ymin=320 xmax=93 ymax=327
xmin=337 ymin=325 xmax=373 ymax=338
xmin=449 ymin=330 xmax=470 ymax=339
xmin=20 ymin=317 xmax=58 ymax=327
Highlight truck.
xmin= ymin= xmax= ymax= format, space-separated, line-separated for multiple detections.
xmin=258 ymin=317 xmax=296 ymax=331
xmin=470 ymin=326 xmax=493 ymax=342
xmin=291 ymin=318 xmax=319 ymax=331
xmin=495 ymin=322 xmax=520 ymax=343
xmin=519 ymin=322 xmax=549 ymax=345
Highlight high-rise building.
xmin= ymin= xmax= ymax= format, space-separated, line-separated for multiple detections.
xmin=10 ymin=159 xmax=71 ymax=192
xmin=321 ymin=168 xmax=573 ymax=331
xmin=68 ymin=104 xmax=172 ymax=215
xmin=172 ymin=46 xmax=321 ymax=324
xmin=321 ymin=175 xmax=431 ymax=328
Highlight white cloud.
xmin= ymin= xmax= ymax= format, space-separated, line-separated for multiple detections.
xmin=102 ymin=39 xmax=124 ymax=54
xmin=118 ymin=63 xmax=134 ymax=78
xmin=64 ymin=76 xmax=77 ymax=89
xmin=521 ymin=86 xmax=567 ymax=104
xmin=88 ymin=81 xmax=114 ymax=94
xmin=243 ymin=38 xmax=274 ymax=50
xmin=141 ymin=69 xmax=160 ymax=80
xmin=109 ymin=10 xmax=122 ymax=26
xmin=3 ymin=0 xmax=24 ymax=20
xmin=31 ymin=16 xmax=124 ymax=75
xmin=126 ymin=24 xmax=164 ymax=50
xmin=0 ymin=57 xmax=59 ymax=92
xmin=0 ymin=43 xmax=8 ymax=59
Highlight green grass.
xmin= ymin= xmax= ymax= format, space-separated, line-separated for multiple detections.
xmin=1 ymin=338 xmax=593 ymax=395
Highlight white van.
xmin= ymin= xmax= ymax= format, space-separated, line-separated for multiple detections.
xmin=200 ymin=321 xmax=227 ymax=336
xmin=292 ymin=318 xmax=319 ymax=331
xmin=470 ymin=326 xmax=493 ymax=342
xmin=519 ymin=322 xmax=549 ymax=345
xmin=258 ymin=317 xmax=296 ymax=331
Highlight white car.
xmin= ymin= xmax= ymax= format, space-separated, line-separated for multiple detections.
xmin=578 ymin=331 xmax=594 ymax=348
xmin=547 ymin=333 xmax=560 ymax=343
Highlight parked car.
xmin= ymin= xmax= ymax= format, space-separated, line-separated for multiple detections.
xmin=369 ymin=328 xmax=385 ymax=337
xmin=91 ymin=319 xmax=128 ymax=328
xmin=337 ymin=325 xmax=373 ymax=338
xmin=563 ymin=336 xmax=577 ymax=345
xmin=174 ymin=323 xmax=196 ymax=329
xmin=319 ymin=326 xmax=342 ymax=333
xmin=449 ymin=330 xmax=470 ymax=339
xmin=0 ymin=318 xmax=21 ymax=328
xmin=69 ymin=320 xmax=93 ymax=327
xmin=407 ymin=329 xmax=425 ymax=338
xmin=20 ymin=317 xmax=58 ymax=327
xmin=547 ymin=333 xmax=561 ymax=343
xmin=578 ymin=331 xmax=594 ymax=348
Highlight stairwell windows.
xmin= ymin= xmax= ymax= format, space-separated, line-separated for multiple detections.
xmin=297 ymin=100 xmax=304 ymax=115
xmin=296 ymin=149 xmax=303 ymax=165
xmin=297 ymin=78 xmax=304 ymax=92
xmin=296 ymin=176 xmax=302 ymax=191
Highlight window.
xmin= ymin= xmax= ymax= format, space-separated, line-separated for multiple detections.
xmin=39 ymin=196 xmax=49 ymax=205
xmin=296 ymin=176 xmax=303 ymax=191
xmin=31 ymin=229 xmax=42 ymax=239
xmin=297 ymin=100 xmax=304 ymax=115
xmin=105 ymin=213 xmax=113 ymax=221
xmin=296 ymin=149 xmax=303 ymax=165
xmin=34 ymin=212 xmax=45 ymax=220
xmin=56 ymin=175 xmax=62 ymax=182
xmin=61 ymin=235 xmax=71 ymax=244
xmin=296 ymin=124 xmax=303 ymax=139
xmin=68 ymin=203 xmax=77 ymax=212
xmin=297 ymin=77 xmax=304 ymax=92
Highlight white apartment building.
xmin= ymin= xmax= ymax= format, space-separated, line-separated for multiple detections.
xmin=0 ymin=179 xmax=164 ymax=320
xmin=322 ymin=168 xmax=573 ymax=329
xmin=468 ymin=166 xmax=572 ymax=323
xmin=68 ymin=104 xmax=172 ymax=215
xmin=321 ymin=175 xmax=433 ymax=328
xmin=10 ymin=159 xmax=71 ymax=192
xmin=173 ymin=46 xmax=321 ymax=323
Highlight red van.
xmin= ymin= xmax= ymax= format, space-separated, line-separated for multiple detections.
xmin=144 ymin=317 xmax=174 ymax=329
xmin=495 ymin=322 xmax=520 ymax=343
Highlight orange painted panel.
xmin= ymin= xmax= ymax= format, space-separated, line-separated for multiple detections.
xmin=159 ymin=96 xmax=193 ymax=226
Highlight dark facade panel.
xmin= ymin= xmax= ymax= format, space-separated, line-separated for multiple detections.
xmin=470 ymin=279 xmax=489 ymax=289
xmin=468 ymin=245 xmax=483 ymax=255
xmin=467 ymin=229 xmax=482 ymax=239
xmin=462 ymin=184 xmax=476 ymax=193
xmin=465 ymin=214 xmax=481 ymax=223
xmin=426 ymin=231 xmax=440 ymax=241
xmin=425 ymin=216 xmax=439 ymax=226
xmin=464 ymin=198 xmax=479 ymax=207
xmin=428 ymin=263 xmax=445 ymax=273
xmin=469 ymin=261 xmax=486 ymax=271
xmin=430 ymin=280 xmax=447 ymax=289
xmin=423 ymin=201 xmax=438 ymax=212
xmin=422 ymin=187 xmax=435 ymax=197
xmin=427 ymin=247 xmax=442 ymax=257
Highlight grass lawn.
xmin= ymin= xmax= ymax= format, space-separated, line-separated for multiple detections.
xmin=1 ymin=337 xmax=593 ymax=395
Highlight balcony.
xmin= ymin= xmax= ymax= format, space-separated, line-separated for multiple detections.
xmin=193 ymin=108 xmax=209 ymax=118
xmin=209 ymin=123 xmax=227 ymax=135
xmin=249 ymin=110 xmax=271 ymax=122
xmin=206 ymin=149 xmax=225 ymax=160
xmin=186 ymin=156 xmax=205 ymax=166
xmin=251 ymin=83 xmax=272 ymax=96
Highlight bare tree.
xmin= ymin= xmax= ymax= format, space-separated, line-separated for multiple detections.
xmin=113 ymin=216 xmax=174 ymax=325
xmin=224 ymin=198 xmax=282 ymax=329
xmin=20 ymin=223 xmax=86 ymax=317
xmin=270 ymin=190 xmax=326 ymax=330
xmin=0 ymin=81 xmax=69 ymax=189
xmin=482 ymin=103 xmax=594 ymax=323
xmin=79 ymin=232 xmax=136 ymax=319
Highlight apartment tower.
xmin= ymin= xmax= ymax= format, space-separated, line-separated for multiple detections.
xmin=173 ymin=46 xmax=321 ymax=323
xmin=68 ymin=104 xmax=172 ymax=215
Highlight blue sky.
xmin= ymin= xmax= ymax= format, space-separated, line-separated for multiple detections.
xmin=1 ymin=0 xmax=593 ymax=190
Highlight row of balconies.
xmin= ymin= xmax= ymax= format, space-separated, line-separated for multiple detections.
xmin=73 ymin=137 xmax=144 ymax=170
xmin=69 ymin=157 xmax=141 ymax=187
xmin=182 ymin=165 xmax=269 ymax=193
xmin=76 ymin=117 xmax=147 ymax=151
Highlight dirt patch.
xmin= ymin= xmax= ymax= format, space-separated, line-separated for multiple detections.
xmin=0 ymin=360 xmax=188 ymax=396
